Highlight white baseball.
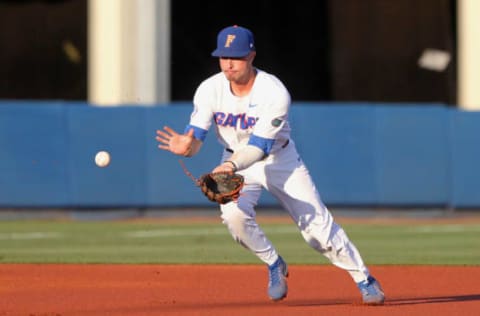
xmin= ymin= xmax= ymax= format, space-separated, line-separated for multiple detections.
xmin=95 ymin=151 xmax=111 ymax=168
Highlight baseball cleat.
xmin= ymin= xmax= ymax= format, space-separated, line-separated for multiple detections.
xmin=267 ymin=256 xmax=289 ymax=301
xmin=357 ymin=276 xmax=385 ymax=305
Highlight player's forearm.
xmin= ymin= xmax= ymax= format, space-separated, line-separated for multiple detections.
xmin=227 ymin=145 xmax=265 ymax=171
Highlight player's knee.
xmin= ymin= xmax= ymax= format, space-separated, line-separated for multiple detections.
xmin=222 ymin=208 xmax=243 ymax=226
xmin=222 ymin=212 xmax=255 ymax=250
xmin=302 ymin=231 xmax=322 ymax=250
xmin=301 ymin=230 xmax=333 ymax=254
xmin=221 ymin=207 xmax=249 ymax=234
xmin=221 ymin=199 xmax=254 ymax=223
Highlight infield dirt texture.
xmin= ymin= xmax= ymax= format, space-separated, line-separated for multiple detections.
xmin=1 ymin=212 xmax=479 ymax=315
xmin=2 ymin=264 xmax=479 ymax=315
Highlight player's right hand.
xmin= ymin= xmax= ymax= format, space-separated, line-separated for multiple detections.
xmin=156 ymin=126 xmax=194 ymax=156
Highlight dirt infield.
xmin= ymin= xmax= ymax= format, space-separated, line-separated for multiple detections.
xmin=1 ymin=265 xmax=479 ymax=316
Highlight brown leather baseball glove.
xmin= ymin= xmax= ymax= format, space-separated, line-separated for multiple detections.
xmin=179 ymin=160 xmax=244 ymax=204
xmin=198 ymin=172 xmax=244 ymax=204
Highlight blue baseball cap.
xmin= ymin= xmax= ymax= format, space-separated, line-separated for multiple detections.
xmin=211 ymin=25 xmax=255 ymax=58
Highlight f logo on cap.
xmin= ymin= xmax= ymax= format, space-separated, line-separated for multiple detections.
xmin=225 ymin=34 xmax=236 ymax=47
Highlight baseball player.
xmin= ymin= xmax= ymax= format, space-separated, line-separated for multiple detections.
xmin=156 ymin=25 xmax=385 ymax=304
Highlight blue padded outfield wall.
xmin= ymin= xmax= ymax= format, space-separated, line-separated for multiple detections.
xmin=0 ymin=101 xmax=479 ymax=208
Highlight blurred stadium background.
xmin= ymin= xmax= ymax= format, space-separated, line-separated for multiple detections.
xmin=0 ymin=0 xmax=480 ymax=216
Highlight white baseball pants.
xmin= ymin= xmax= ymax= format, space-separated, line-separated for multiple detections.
xmin=219 ymin=140 xmax=371 ymax=283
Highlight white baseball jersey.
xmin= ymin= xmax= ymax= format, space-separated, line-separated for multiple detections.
xmin=184 ymin=67 xmax=371 ymax=284
xmin=185 ymin=68 xmax=291 ymax=155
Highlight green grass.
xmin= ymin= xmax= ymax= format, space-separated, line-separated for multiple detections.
xmin=0 ymin=220 xmax=479 ymax=265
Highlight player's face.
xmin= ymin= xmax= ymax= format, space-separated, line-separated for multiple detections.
xmin=219 ymin=52 xmax=255 ymax=84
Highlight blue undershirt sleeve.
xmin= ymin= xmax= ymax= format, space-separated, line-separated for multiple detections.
xmin=248 ymin=134 xmax=275 ymax=155
xmin=184 ymin=124 xmax=208 ymax=142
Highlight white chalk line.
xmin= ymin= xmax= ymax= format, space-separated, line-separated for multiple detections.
xmin=407 ymin=225 xmax=480 ymax=233
xmin=1 ymin=225 xmax=477 ymax=241
xmin=126 ymin=224 xmax=480 ymax=238
xmin=125 ymin=226 xmax=299 ymax=238
xmin=0 ymin=232 xmax=63 ymax=240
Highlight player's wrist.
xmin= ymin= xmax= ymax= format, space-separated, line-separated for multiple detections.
xmin=183 ymin=145 xmax=193 ymax=157
xmin=224 ymin=160 xmax=238 ymax=172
